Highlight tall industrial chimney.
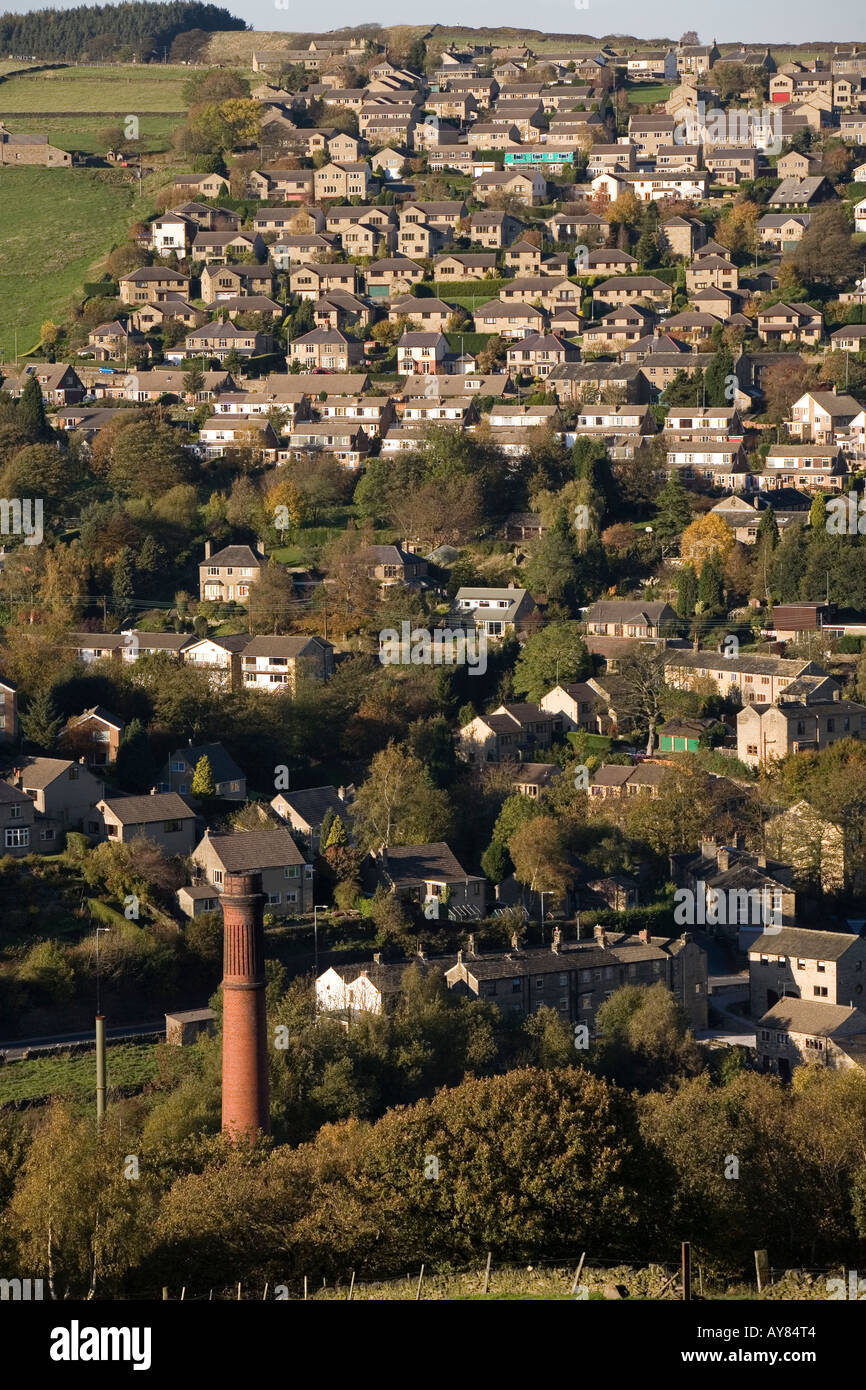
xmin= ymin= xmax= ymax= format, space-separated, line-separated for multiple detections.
xmin=220 ymin=871 xmax=270 ymax=1140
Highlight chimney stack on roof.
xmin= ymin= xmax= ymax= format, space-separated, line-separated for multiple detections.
xmin=204 ymin=539 xmax=212 ymax=559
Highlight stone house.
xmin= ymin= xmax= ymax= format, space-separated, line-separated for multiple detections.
xmin=191 ymin=826 xmax=313 ymax=919
xmin=98 ymin=792 xmax=198 ymax=855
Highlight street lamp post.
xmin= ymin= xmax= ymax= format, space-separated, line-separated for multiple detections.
xmin=94 ymin=926 xmax=110 ymax=1127
xmin=313 ymin=904 xmax=328 ymax=979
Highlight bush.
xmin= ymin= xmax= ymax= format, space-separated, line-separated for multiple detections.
xmin=18 ymin=939 xmax=76 ymax=1005
xmin=65 ymin=831 xmax=91 ymax=862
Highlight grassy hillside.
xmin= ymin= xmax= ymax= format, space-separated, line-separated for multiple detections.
xmin=0 ymin=166 xmax=141 ymax=356
xmin=0 ymin=62 xmax=192 ymax=114
xmin=2 ymin=112 xmax=177 ymax=154
xmin=0 ymin=1042 xmax=160 ymax=1105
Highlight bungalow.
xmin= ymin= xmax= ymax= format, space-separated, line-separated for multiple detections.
xmin=585 ymin=600 xmax=677 ymax=640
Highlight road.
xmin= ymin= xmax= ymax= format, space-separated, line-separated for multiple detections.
xmin=0 ymin=1019 xmax=164 ymax=1057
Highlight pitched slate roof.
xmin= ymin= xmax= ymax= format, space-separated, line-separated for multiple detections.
xmin=101 ymin=792 xmax=194 ymax=823
xmin=379 ymin=842 xmax=481 ymax=886
xmin=202 ymin=826 xmax=305 ymax=870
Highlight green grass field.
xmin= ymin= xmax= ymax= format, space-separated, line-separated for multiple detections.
xmin=625 ymin=82 xmax=674 ymax=104
xmin=0 ymin=63 xmax=191 ymax=114
xmin=0 ymin=166 xmax=144 ymax=356
xmin=0 ymin=1042 xmax=159 ymax=1105
xmin=0 ymin=112 xmax=177 ymax=154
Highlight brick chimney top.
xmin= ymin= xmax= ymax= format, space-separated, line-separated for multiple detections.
xmin=638 ymin=928 xmax=650 ymax=944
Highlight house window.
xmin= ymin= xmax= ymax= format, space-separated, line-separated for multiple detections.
xmin=5 ymin=827 xmax=29 ymax=848
xmin=163 ymin=820 xmax=182 ymax=833
xmin=817 ymin=961 xmax=826 ymax=972
xmin=9 ymin=804 xmax=21 ymax=819
xmin=511 ymin=978 xmax=521 ymax=993
xmin=285 ymin=865 xmax=300 ymax=879
xmin=535 ymin=978 xmax=545 ymax=990
xmin=814 ymin=985 xmax=828 ymax=997
xmin=267 ymin=892 xmax=281 ymax=906
xmin=213 ymin=870 xmax=224 ymax=885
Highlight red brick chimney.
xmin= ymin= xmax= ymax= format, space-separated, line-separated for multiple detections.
xmin=221 ymin=871 xmax=270 ymax=1141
